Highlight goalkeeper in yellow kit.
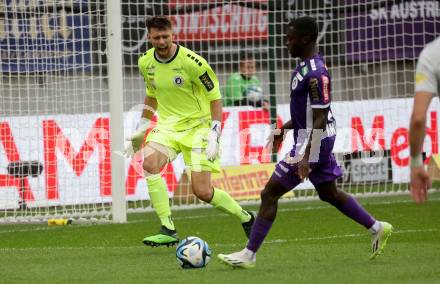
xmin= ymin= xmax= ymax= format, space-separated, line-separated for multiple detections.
xmin=127 ymin=16 xmax=254 ymax=247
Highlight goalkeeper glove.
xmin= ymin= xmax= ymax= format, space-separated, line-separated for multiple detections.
xmin=206 ymin=120 xmax=221 ymax=161
xmin=124 ymin=117 xmax=150 ymax=156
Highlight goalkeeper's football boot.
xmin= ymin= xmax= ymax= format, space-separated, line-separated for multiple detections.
xmin=143 ymin=226 xmax=179 ymax=247
xmin=370 ymin=221 xmax=393 ymax=259
xmin=241 ymin=211 xmax=255 ymax=239
xmin=218 ymin=248 xmax=256 ymax=269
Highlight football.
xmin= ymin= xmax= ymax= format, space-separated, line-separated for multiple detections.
xmin=245 ymin=85 xmax=264 ymax=102
xmin=176 ymin=236 xmax=211 ymax=269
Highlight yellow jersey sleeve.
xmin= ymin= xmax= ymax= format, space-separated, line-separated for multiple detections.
xmin=186 ymin=53 xmax=222 ymax=101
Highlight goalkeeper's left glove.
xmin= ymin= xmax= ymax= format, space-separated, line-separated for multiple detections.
xmin=124 ymin=117 xmax=150 ymax=157
xmin=206 ymin=120 xmax=221 ymax=161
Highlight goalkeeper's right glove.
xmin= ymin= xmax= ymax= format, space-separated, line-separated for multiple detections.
xmin=206 ymin=120 xmax=221 ymax=161
xmin=124 ymin=118 xmax=150 ymax=157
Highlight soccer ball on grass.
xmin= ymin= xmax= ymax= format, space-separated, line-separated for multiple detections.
xmin=176 ymin=236 xmax=211 ymax=269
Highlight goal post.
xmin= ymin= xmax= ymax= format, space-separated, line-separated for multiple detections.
xmin=107 ymin=0 xmax=127 ymax=223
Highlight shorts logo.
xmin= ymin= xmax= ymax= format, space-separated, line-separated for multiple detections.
xmin=173 ymin=76 xmax=184 ymax=86
xmin=199 ymin=71 xmax=214 ymax=91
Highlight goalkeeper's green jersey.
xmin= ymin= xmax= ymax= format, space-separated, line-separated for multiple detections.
xmin=138 ymin=45 xmax=221 ymax=131
xmin=223 ymin=72 xmax=261 ymax=106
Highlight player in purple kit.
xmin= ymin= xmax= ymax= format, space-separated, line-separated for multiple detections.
xmin=217 ymin=16 xmax=393 ymax=268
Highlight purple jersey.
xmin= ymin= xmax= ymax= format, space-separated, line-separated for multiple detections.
xmin=272 ymin=54 xmax=342 ymax=189
xmin=289 ymin=54 xmax=336 ymax=162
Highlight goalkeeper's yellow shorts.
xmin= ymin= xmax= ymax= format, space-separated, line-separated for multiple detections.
xmin=145 ymin=122 xmax=220 ymax=173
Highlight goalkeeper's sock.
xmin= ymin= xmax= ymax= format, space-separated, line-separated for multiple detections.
xmin=146 ymin=174 xmax=175 ymax=231
xmin=210 ymin=188 xmax=251 ymax=223
xmin=246 ymin=216 xmax=273 ymax=253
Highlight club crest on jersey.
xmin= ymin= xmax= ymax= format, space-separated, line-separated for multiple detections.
xmin=291 ymin=72 xmax=303 ymax=91
xmin=292 ymin=77 xmax=298 ymax=90
xmin=173 ymin=76 xmax=184 ymax=86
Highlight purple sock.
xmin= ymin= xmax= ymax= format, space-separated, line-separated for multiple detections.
xmin=246 ymin=217 xmax=273 ymax=253
xmin=337 ymin=196 xmax=376 ymax=229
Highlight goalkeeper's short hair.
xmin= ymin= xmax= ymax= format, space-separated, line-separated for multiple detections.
xmin=146 ymin=16 xmax=172 ymax=31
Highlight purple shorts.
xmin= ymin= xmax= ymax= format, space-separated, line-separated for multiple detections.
xmin=272 ymin=137 xmax=343 ymax=190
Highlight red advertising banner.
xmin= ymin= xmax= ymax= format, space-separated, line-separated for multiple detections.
xmin=2 ymin=99 xmax=438 ymax=207
xmin=168 ymin=0 xmax=267 ymax=7
xmin=170 ymin=4 xmax=268 ymax=41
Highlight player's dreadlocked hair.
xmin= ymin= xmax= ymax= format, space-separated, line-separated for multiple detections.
xmin=146 ymin=16 xmax=172 ymax=31
xmin=288 ymin=16 xmax=319 ymax=43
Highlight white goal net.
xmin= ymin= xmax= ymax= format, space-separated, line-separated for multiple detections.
xmin=0 ymin=0 xmax=439 ymax=223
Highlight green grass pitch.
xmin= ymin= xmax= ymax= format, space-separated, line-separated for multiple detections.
xmin=1 ymin=192 xmax=439 ymax=284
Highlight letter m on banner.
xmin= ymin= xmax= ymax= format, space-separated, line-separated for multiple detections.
xmin=351 ymin=115 xmax=385 ymax=152
xmin=43 ymin=118 xmax=111 ymax=200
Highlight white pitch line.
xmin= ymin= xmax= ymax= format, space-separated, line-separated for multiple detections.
xmin=212 ymin=228 xmax=439 ymax=247
xmin=127 ymin=197 xmax=440 ymax=224
xmin=0 ymin=226 xmax=51 ymax=235
xmin=0 ymin=228 xmax=437 ymax=252
xmin=1 ymin=197 xmax=439 ymax=234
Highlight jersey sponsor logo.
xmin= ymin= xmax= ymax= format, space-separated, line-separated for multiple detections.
xmin=173 ymin=75 xmax=184 ymax=86
xmin=309 ymin=77 xmax=320 ymax=103
xmin=301 ymin=66 xmax=309 ymax=76
xmin=199 ymin=71 xmax=214 ymax=91
xmin=321 ymin=75 xmax=330 ymax=103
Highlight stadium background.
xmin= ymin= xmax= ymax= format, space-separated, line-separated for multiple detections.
xmin=1 ymin=1 xmax=440 ymax=283
xmin=1 ymin=0 xmax=440 ymax=218
xmin=4 ymin=1 xmax=439 ymax=116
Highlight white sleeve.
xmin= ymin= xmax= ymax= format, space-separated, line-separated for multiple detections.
xmin=415 ymin=46 xmax=438 ymax=94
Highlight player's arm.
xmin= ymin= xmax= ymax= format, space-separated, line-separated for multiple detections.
xmin=303 ymin=108 xmax=328 ymax=162
xmin=409 ymin=92 xmax=434 ymax=159
xmin=141 ymin=96 xmax=157 ymax=121
xmin=409 ymin=48 xmax=437 ymax=203
xmin=297 ymin=75 xmax=330 ymax=179
xmin=206 ymin=98 xmax=223 ymax=159
xmin=137 ymin=54 xmax=157 ymax=129
xmin=126 ymin=56 xmax=158 ymax=154
xmin=280 ymin=120 xmax=293 ymax=132
xmin=210 ymin=98 xmax=222 ymax=124
xmin=267 ymin=120 xmax=292 ymax=152
xmin=409 ymin=91 xmax=433 ymax=203
xmin=410 ymin=49 xmax=437 ymax=164
xmin=191 ymin=56 xmax=223 ymax=160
